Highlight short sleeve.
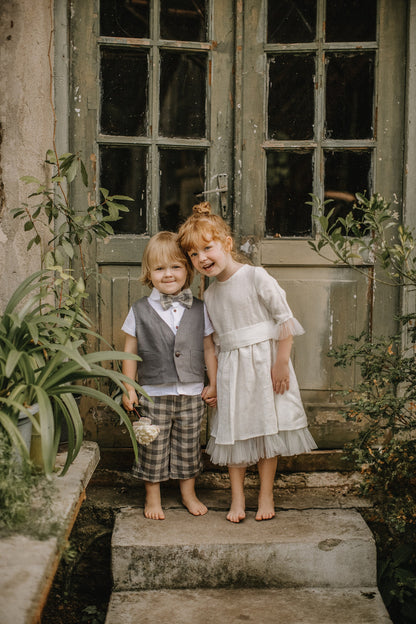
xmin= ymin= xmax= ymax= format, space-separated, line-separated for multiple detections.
xmin=203 ymin=303 xmax=214 ymax=336
xmin=254 ymin=267 xmax=305 ymax=339
xmin=121 ymin=307 xmax=136 ymax=336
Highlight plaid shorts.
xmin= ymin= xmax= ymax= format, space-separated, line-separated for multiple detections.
xmin=132 ymin=394 xmax=204 ymax=482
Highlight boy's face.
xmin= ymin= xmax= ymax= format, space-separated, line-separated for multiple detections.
xmin=149 ymin=261 xmax=188 ymax=296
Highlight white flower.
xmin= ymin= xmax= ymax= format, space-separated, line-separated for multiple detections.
xmin=132 ymin=418 xmax=160 ymax=446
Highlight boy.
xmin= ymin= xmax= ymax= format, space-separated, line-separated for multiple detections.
xmin=121 ymin=231 xmax=217 ymax=520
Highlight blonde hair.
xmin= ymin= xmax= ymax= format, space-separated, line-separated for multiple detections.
xmin=177 ymin=202 xmax=235 ymax=255
xmin=140 ymin=231 xmax=194 ymax=289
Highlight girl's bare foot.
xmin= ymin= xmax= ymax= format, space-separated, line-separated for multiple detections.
xmin=227 ymin=495 xmax=246 ymax=523
xmin=227 ymin=466 xmax=247 ymax=522
xmin=255 ymin=492 xmax=275 ymax=521
xmin=144 ymin=482 xmax=165 ymax=520
xmin=182 ymin=494 xmax=208 ymax=516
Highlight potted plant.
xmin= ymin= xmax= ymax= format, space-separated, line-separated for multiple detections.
xmin=0 ymin=268 xmax=144 ymax=476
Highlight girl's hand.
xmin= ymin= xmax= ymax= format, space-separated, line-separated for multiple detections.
xmin=122 ymin=388 xmax=139 ymax=412
xmin=202 ymin=384 xmax=217 ymax=407
xmin=271 ymin=361 xmax=290 ymax=395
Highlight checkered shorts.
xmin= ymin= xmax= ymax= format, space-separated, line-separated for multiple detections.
xmin=132 ymin=394 xmax=204 ymax=482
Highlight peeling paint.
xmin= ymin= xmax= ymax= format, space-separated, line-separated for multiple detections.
xmin=328 ymin=311 xmax=334 ymax=349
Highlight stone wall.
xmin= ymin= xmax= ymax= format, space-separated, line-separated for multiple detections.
xmin=0 ymin=0 xmax=53 ymax=310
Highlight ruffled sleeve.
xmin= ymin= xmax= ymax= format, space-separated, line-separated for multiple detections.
xmin=254 ymin=267 xmax=305 ymax=340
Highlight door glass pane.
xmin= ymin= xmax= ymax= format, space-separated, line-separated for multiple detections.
xmin=326 ymin=53 xmax=375 ymax=140
xmin=268 ymin=54 xmax=315 ymax=141
xmin=100 ymin=145 xmax=147 ymax=234
xmin=160 ymin=51 xmax=207 ymax=138
xmin=266 ymin=151 xmax=313 ymax=238
xmin=267 ymin=0 xmax=316 ymax=43
xmin=159 ymin=149 xmax=205 ymax=231
xmin=160 ymin=0 xmax=207 ymax=42
xmin=324 ymin=150 xmax=372 ymax=225
xmin=100 ymin=0 xmax=150 ymax=38
xmin=100 ymin=47 xmax=148 ymax=136
xmin=326 ymin=0 xmax=377 ymax=42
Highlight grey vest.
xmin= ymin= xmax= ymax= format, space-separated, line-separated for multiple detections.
xmin=132 ymin=297 xmax=205 ymax=385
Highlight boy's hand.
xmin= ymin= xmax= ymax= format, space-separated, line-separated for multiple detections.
xmin=202 ymin=384 xmax=217 ymax=407
xmin=122 ymin=388 xmax=139 ymax=412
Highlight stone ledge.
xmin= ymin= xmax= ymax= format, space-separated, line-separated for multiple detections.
xmin=0 ymin=441 xmax=100 ymax=624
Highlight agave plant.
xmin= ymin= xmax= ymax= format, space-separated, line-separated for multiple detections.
xmin=0 ymin=270 xmax=143 ymax=475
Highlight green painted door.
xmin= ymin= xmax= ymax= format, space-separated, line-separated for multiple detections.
xmin=69 ymin=0 xmax=407 ymax=449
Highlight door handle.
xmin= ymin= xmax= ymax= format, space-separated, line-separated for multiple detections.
xmin=195 ymin=173 xmax=228 ymax=218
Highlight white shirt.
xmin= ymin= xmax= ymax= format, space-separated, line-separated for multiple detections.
xmin=122 ymin=288 xmax=214 ymax=396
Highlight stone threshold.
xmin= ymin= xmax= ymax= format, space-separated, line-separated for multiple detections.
xmin=0 ymin=441 xmax=100 ymax=624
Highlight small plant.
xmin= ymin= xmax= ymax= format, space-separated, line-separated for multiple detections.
xmin=0 ymin=427 xmax=58 ymax=537
xmin=12 ymin=150 xmax=132 ymax=284
xmin=309 ymin=192 xmax=416 ymax=621
xmin=81 ymin=605 xmax=106 ymax=624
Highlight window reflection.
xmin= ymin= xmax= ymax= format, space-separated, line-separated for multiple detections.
xmin=326 ymin=53 xmax=374 ymax=140
xmin=159 ymin=150 xmax=205 ymax=231
xmin=100 ymin=47 xmax=148 ymax=136
xmin=326 ymin=0 xmax=377 ymax=42
xmin=268 ymin=0 xmax=316 ymax=44
xmin=160 ymin=51 xmax=207 ymax=138
xmin=324 ymin=150 xmax=372 ymax=226
xmin=160 ymin=0 xmax=207 ymax=42
xmin=100 ymin=0 xmax=149 ymax=38
xmin=268 ymin=54 xmax=315 ymax=141
xmin=100 ymin=145 xmax=147 ymax=234
xmin=266 ymin=151 xmax=313 ymax=238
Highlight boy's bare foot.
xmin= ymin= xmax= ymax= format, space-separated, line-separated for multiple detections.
xmin=182 ymin=494 xmax=208 ymax=516
xmin=144 ymin=482 xmax=165 ymax=520
xmin=255 ymin=492 xmax=275 ymax=521
xmin=144 ymin=501 xmax=165 ymax=520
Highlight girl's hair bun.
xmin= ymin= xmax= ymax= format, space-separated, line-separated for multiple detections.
xmin=192 ymin=201 xmax=212 ymax=216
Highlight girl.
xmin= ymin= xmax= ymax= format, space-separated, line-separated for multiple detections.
xmin=121 ymin=231 xmax=217 ymax=520
xmin=178 ymin=204 xmax=317 ymax=523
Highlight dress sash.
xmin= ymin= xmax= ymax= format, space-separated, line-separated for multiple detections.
xmin=217 ymin=320 xmax=278 ymax=352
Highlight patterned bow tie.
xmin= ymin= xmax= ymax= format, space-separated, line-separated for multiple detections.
xmin=159 ymin=288 xmax=193 ymax=311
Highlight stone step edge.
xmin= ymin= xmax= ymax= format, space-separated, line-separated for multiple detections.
xmin=105 ymin=587 xmax=392 ymax=624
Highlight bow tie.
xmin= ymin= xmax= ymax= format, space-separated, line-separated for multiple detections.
xmin=159 ymin=288 xmax=193 ymax=311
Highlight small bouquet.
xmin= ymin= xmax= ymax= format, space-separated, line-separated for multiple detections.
xmin=132 ymin=417 xmax=160 ymax=446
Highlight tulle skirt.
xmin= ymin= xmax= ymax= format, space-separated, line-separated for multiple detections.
xmin=206 ymin=427 xmax=317 ymax=467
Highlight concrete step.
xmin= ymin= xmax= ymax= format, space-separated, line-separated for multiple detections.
xmin=112 ymin=508 xmax=376 ymax=591
xmin=105 ymin=588 xmax=392 ymax=624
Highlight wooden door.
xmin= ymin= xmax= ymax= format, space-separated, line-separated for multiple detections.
xmin=69 ymin=0 xmax=407 ymax=450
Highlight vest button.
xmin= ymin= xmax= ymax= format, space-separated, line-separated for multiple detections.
xmin=175 ymin=351 xmax=181 ymax=357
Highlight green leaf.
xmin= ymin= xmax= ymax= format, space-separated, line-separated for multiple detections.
xmin=80 ymin=159 xmax=88 ymax=187
xmin=109 ymin=195 xmax=134 ymax=201
xmin=5 ymin=350 xmax=23 ymax=377
xmin=0 ymin=410 xmax=30 ymax=461
xmin=46 ymin=149 xmax=57 ymax=164
xmin=65 ymin=158 xmax=79 ymax=184
xmin=20 ymin=175 xmax=40 ymax=185
xmin=61 ymin=239 xmax=75 ymax=259
xmin=33 ymin=386 xmax=55 ymax=475
xmin=55 ymin=393 xmax=84 ymax=475
xmin=100 ymin=188 xmax=109 ymax=200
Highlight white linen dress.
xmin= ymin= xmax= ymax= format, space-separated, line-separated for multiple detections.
xmin=204 ymin=264 xmax=317 ymax=466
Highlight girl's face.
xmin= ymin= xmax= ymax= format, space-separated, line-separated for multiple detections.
xmin=188 ymin=237 xmax=234 ymax=281
xmin=149 ymin=260 xmax=188 ymax=295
